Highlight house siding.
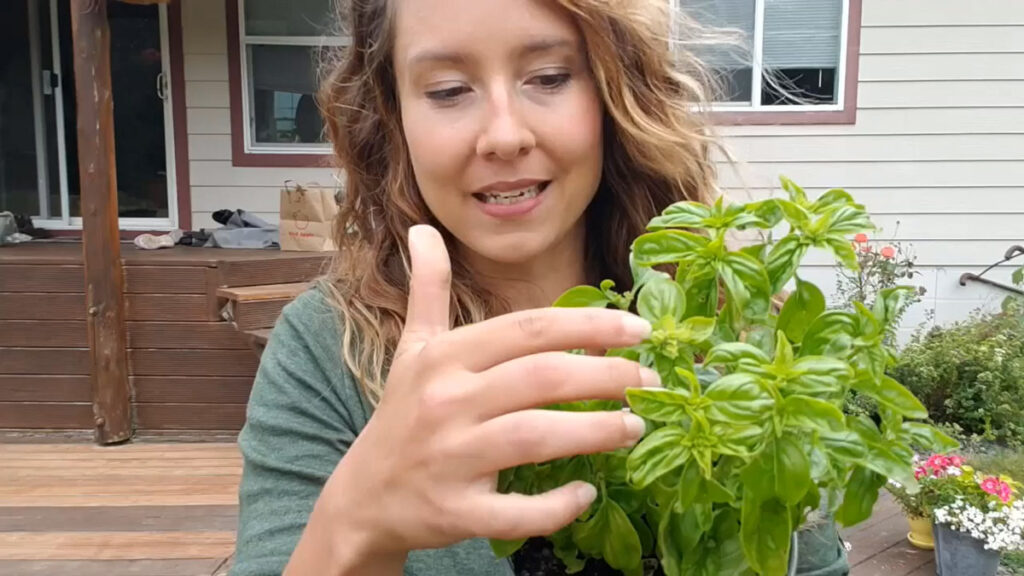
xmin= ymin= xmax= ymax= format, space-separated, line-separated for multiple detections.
xmin=179 ymin=0 xmax=1024 ymax=336
xmin=718 ymin=0 xmax=1024 ymax=337
xmin=181 ymin=0 xmax=337 ymax=230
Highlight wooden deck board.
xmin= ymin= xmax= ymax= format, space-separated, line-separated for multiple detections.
xmin=0 ymin=440 xmax=939 ymax=575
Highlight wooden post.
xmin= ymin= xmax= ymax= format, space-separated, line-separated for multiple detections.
xmin=71 ymin=0 xmax=132 ymax=444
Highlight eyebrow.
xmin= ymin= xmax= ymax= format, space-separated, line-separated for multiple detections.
xmin=407 ymin=37 xmax=578 ymax=68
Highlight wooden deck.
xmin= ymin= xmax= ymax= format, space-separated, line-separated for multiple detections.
xmin=0 ymin=240 xmax=329 ymax=434
xmin=0 ymin=439 xmax=936 ymax=576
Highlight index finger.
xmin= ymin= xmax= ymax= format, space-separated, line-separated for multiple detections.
xmin=440 ymin=307 xmax=651 ymax=372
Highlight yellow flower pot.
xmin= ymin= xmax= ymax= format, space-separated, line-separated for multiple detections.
xmin=906 ymin=515 xmax=935 ymax=550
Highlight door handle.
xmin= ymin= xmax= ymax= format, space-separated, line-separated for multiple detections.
xmin=156 ymin=72 xmax=167 ymax=101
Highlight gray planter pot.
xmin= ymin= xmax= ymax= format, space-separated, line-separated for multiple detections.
xmin=933 ymin=522 xmax=1001 ymax=576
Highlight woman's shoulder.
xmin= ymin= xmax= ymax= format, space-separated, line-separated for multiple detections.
xmin=248 ymin=280 xmax=373 ymax=427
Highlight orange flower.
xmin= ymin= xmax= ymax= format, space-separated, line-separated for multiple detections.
xmin=881 ymin=246 xmax=896 ymax=259
xmin=853 ymin=233 xmax=868 ymax=244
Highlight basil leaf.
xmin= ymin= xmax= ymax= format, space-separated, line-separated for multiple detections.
xmin=819 ymin=429 xmax=868 ymax=463
xmin=704 ymin=342 xmax=772 ymax=367
xmin=553 ymin=285 xmax=610 ymax=308
xmin=902 ymin=421 xmax=960 ymax=452
xmin=603 ymin=499 xmax=644 ymax=573
xmin=678 ymin=458 xmax=703 ymax=510
xmin=681 ymin=265 xmax=719 ymax=319
xmin=774 ymin=435 xmax=813 ymax=505
xmin=550 ymin=527 xmax=586 ymax=573
xmin=784 ymin=395 xmax=845 ymax=433
xmin=810 ymin=188 xmax=857 ymax=212
xmin=740 ymin=493 xmax=793 ymax=576
xmin=777 ymin=276 xmax=825 ymax=344
xmin=489 ymin=538 xmax=526 ymax=558
xmin=626 ymin=388 xmax=692 ymax=422
xmin=821 ymin=204 xmax=873 ymax=235
xmin=704 ymin=373 xmax=774 ymax=423
xmin=775 ymin=199 xmax=812 ymax=229
xmin=648 ymin=201 xmax=713 ymax=230
xmin=627 ymin=425 xmax=690 ymax=488
xmin=853 ymin=375 xmax=928 ymax=419
xmin=835 ymin=466 xmax=885 ymax=527
xmin=872 ymin=286 xmax=917 ymax=331
xmin=780 ymin=175 xmax=808 ymax=205
xmin=787 ymin=356 xmax=853 ymax=397
xmin=638 ymin=277 xmax=686 ymax=323
xmin=802 ymin=311 xmax=858 ymax=358
xmin=630 ymin=249 xmax=671 ymax=290
xmin=766 ymin=235 xmax=808 ymax=295
xmin=718 ymin=252 xmax=772 ymax=320
xmin=633 ymin=230 xmax=709 ymax=266
xmin=678 ymin=316 xmax=717 ymax=344
xmin=824 ymin=236 xmax=860 ymax=270
xmin=749 ymin=200 xmax=784 ymax=229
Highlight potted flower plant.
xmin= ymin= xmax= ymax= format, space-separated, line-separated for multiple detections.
xmin=918 ymin=458 xmax=1024 ymax=576
xmin=493 ymin=177 xmax=957 ymax=576
xmin=887 ymin=453 xmax=967 ymax=550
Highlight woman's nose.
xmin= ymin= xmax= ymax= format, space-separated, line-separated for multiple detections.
xmin=475 ymin=91 xmax=536 ymax=161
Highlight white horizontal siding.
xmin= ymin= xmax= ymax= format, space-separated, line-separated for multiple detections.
xmin=860 ymin=27 xmax=1024 ymax=54
xmin=860 ymin=54 xmax=1024 ymax=82
xmin=862 ymin=0 xmax=1024 ymax=27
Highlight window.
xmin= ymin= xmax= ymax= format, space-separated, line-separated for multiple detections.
xmin=683 ymin=0 xmax=852 ymax=113
xmin=237 ymin=0 xmax=346 ymax=153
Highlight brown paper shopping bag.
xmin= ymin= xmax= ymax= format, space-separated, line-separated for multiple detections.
xmin=279 ymin=180 xmax=340 ymax=251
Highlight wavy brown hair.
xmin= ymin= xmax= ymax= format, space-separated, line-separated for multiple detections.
xmin=316 ymin=0 xmax=727 ymax=405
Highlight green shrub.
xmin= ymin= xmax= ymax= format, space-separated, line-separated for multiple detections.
xmin=888 ymin=301 xmax=1024 ymax=447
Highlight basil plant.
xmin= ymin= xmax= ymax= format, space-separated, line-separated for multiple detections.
xmin=492 ymin=177 xmax=958 ymax=576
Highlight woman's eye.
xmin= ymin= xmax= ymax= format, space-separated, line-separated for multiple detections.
xmin=530 ymin=72 xmax=571 ymax=90
xmin=425 ymin=85 xmax=469 ymax=103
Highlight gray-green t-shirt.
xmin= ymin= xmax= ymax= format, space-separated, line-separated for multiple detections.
xmin=230 ymin=287 xmax=515 ymax=576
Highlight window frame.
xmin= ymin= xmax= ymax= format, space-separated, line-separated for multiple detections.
xmin=706 ymin=0 xmax=862 ymax=125
xmin=226 ymin=0 xmax=346 ymax=167
xmin=225 ymin=0 xmax=861 ymax=168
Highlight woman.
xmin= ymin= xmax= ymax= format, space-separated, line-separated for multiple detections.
xmin=231 ymin=0 xmax=723 ymax=574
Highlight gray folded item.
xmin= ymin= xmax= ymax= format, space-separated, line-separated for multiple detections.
xmin=203 ymin=210 xmax=279 ymax=249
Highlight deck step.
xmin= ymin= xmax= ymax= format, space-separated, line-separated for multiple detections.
xmin=242 ymin=328 xmax=273 ymax=353
xmin=216 ymin=282 xmax=310 ymax=302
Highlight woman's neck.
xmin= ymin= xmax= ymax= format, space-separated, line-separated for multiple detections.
xmin=464 ymin=223 xmax=590 ymax=312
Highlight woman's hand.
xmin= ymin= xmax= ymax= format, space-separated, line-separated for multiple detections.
xmin=295 ymin=225 xmax=659 ymax=574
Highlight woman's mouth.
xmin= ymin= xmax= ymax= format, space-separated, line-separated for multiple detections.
xmin=473 ymin=182 xmax=549 ymax=205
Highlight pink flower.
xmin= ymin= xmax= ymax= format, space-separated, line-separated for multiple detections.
xmin=997 ymin=483 xmax=1013 ymax=504
xmin=854 ymin=233 xmax=868 ymax=244
xmin=949 ymin=455 xmax=964 ymax=467
xmin=881 ymin=246 xmax=896 ymax=259
xmin=926 ymin=454 xmax=951 ymax=471
xmin=914 ymin=466 xmax=927 ymax=480
xmin=981 ymin=476 xmax=1005 ymax=499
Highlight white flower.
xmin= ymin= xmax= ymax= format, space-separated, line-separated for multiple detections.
xmin=933 ymin=498 xmax=1024 ymax=552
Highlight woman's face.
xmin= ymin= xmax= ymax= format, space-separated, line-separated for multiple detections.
xmin=393 ymin=0 xmax=604 ymax=268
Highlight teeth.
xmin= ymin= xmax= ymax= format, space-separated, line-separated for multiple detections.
xmin=482 ymin=185 xmax=542 ymax=205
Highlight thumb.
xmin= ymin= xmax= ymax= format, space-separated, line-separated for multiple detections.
xmin=400 ymin=225 xmax=452 ymax=347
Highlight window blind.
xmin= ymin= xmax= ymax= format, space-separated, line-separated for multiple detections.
xmin=763 ymin=0 xmax=843 ymax=69
xmin=682 ymin=0 xmax=756 ymax=69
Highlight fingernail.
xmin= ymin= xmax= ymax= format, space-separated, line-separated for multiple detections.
xmin=640 ymin=367 xmax=661 ymax=388
xmin=622 ymin=315 xmax=652 ymax=340
xmin=576 ymin=482 xmax=598 ymax=507
xmin=623 ymin=413 xmax=647 ymax=445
